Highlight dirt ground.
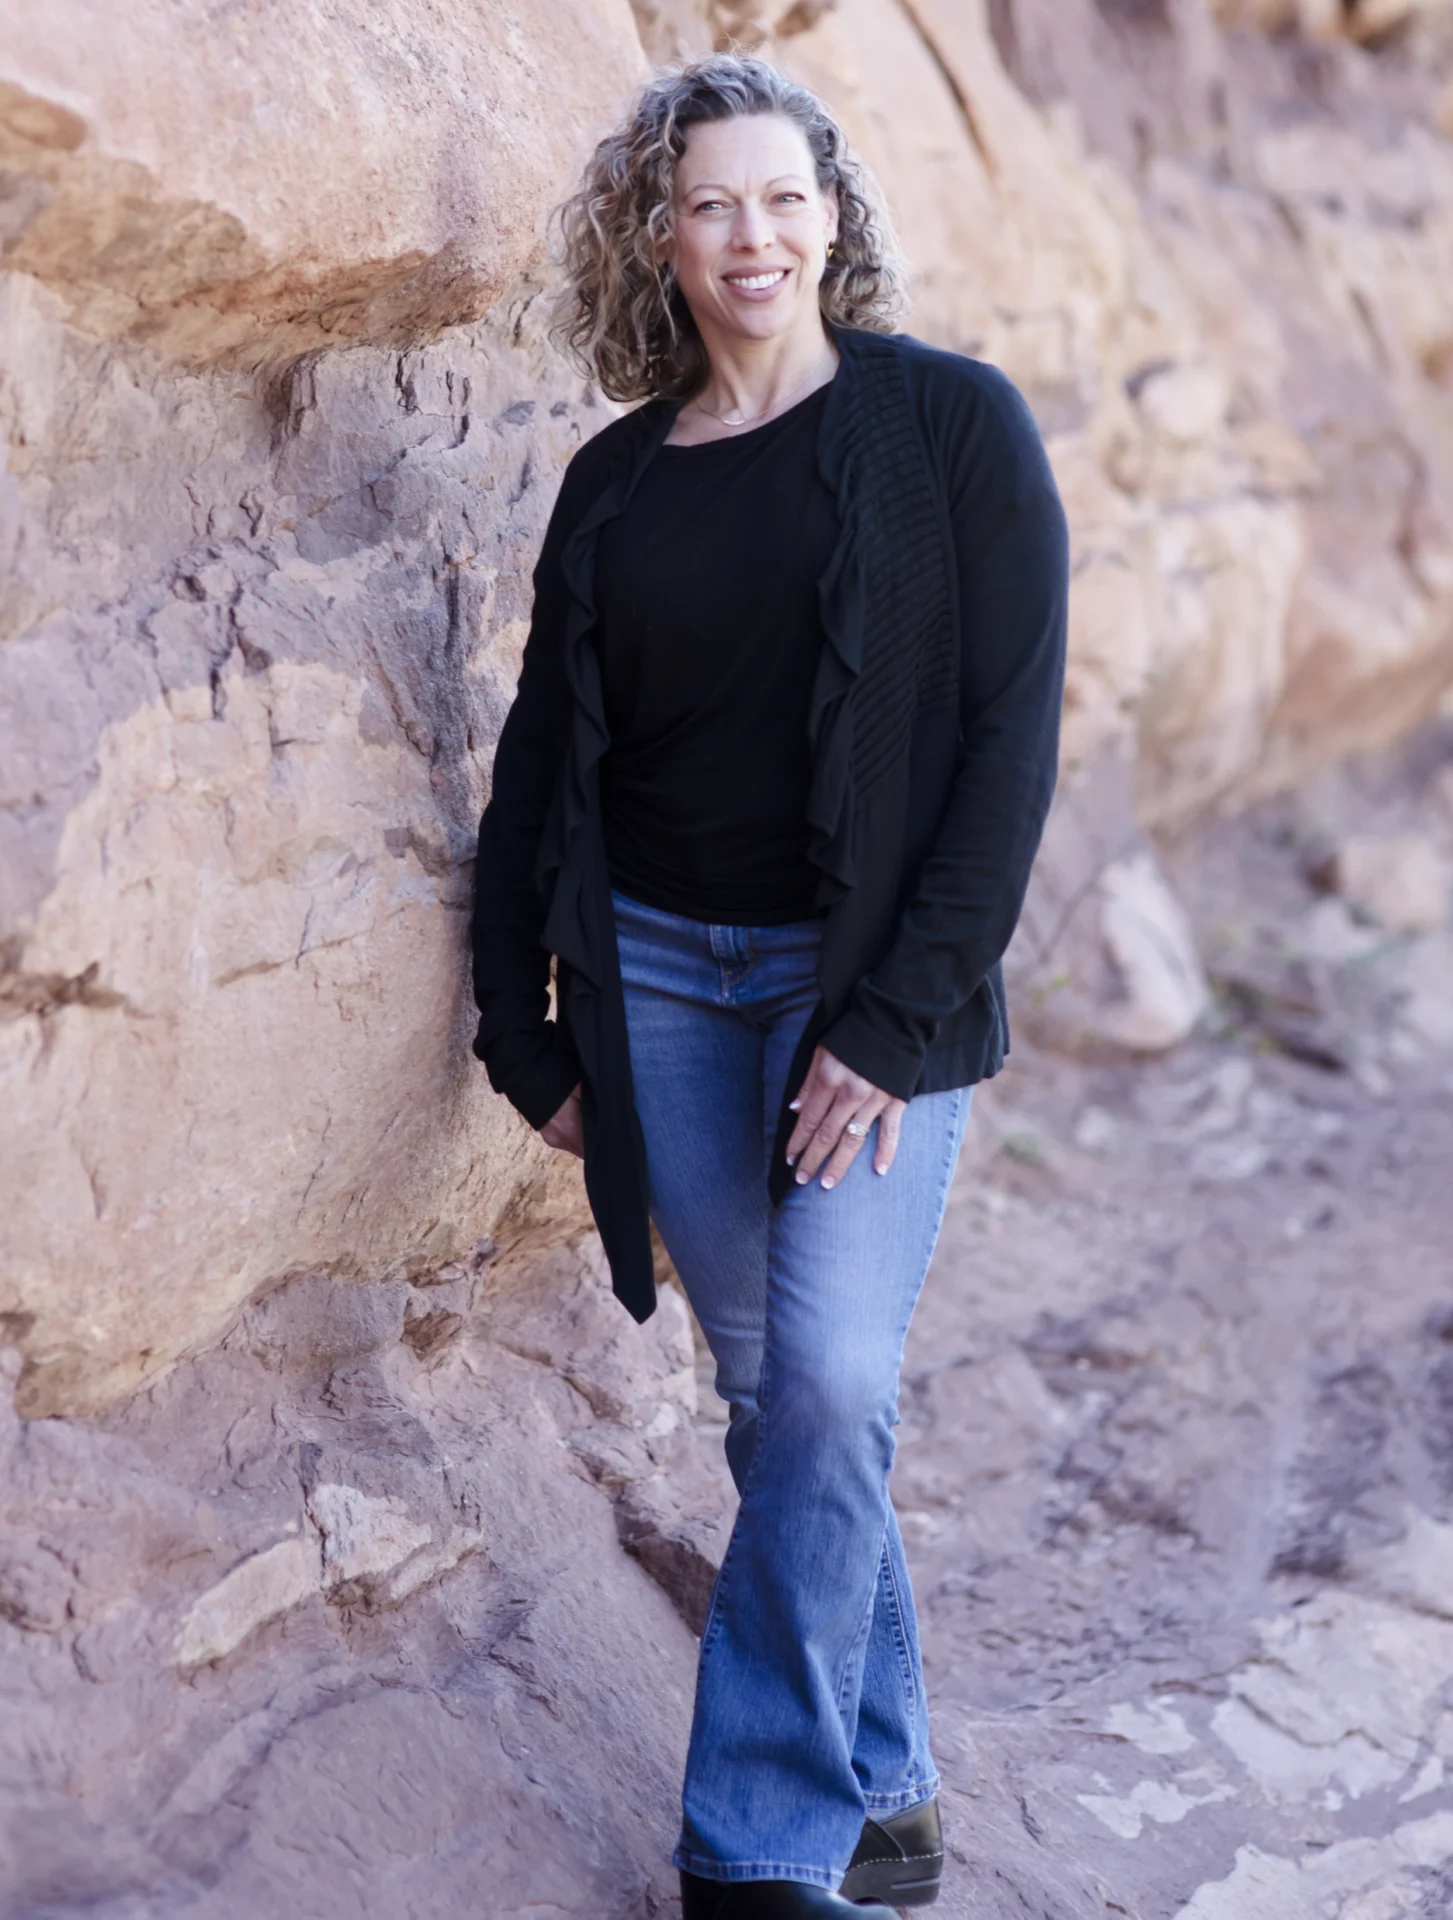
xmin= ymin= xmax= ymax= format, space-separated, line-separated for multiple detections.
xmin=898 ymin=1036 xmax=1453 ymax=1919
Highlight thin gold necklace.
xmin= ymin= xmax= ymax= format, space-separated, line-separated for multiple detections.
xmin=690 ymin=362 xmax=829 ymax=429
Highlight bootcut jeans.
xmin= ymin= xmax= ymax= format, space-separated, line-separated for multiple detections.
xmin=613 ymin=889 xmax=970 ymax=1888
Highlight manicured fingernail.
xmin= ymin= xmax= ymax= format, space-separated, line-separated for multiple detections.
xmin=795 ymin=1170 xmax=808 ymax=1185
xmin=788 ymin=1099 xmax=801 ymax=1111
xmin=821 ymin=1177 xmax=835 ymax=1190
xmin=875 ymin=1164 xmax=887 ymax=1175
xmin=786 ymin=1153 xmax=797 ymax=1167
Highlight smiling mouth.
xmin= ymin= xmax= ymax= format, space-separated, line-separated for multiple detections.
xmin=725 ymin=269 xmax=789 ymax=291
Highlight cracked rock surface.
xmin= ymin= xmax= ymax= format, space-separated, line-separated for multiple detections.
xmin=0 ymin=1236 xmax=717 ymax=1915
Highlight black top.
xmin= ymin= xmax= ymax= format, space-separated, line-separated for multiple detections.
xmin=472 ymin=326 xmax=1069 ymax=1326
xmin=595 ymin=384 xmax=836 ymax=924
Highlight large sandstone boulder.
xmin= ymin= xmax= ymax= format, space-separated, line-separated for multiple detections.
xmin=0 ymin=0 xmax=647 ymax=363
xmin=0 ymin=2 xmax=646 ymax=1415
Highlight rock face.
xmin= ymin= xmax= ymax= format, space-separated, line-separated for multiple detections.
xmin=2 ymin=0 xmax=1453 ymax=1912
xmin=1 ymin=299 xmax=616 ymax=1416
xmin=0 ymin=0 xmax=648 ymax=363
xmin=1 ymin=3 xmax=648 ymax=1415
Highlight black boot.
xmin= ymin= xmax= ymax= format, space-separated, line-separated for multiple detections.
xmin=679 ymin=1871 xmax=895 ymax=1917
xmin=837 ymin=1796 xmax=943 ymax=1907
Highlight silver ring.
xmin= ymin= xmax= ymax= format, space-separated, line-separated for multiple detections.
xmin=845 ymin=1121 xmax=869 ymax=1138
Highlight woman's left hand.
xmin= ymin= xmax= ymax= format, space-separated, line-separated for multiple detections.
xmin=786 ymin=1046 xmax=907 ymax=1189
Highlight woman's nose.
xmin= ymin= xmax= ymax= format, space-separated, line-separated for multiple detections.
xmin=731 ymin=201 xmax=773 ymax=251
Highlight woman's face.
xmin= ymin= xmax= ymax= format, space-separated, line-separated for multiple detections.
xmin=666 ymin=113 xmax=839 ymax=352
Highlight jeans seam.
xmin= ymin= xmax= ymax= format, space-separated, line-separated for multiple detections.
xmin=830 ymin=1095 xmax=961 ymax=1783
xmin=695 ymin=1269 xmax=779 ymax=1669
xmin=856 ymin=1086 xmax=965 ymax=1806
xmin=834 ymin=1522 xmax=888 ymax=1719
xmin=878 ymin=1534 xmax=919 ymax=1718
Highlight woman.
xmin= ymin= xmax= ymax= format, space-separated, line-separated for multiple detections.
xmin=472 ymin=54 xmax=1068 ymax=1918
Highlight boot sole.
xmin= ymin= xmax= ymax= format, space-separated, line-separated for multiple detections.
xmin=840 ymin=1862 xmax=942 ymax=1908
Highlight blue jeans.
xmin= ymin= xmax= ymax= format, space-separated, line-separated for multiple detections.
xmin=613 ymin=891 xmax=970 ymax=1888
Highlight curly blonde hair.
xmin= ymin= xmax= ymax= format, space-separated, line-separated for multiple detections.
xmin=553 ymin=54 xmax=904 ymax=403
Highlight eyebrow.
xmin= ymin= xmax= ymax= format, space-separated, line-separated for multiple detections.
xmin=683 ymin=174 xmax=813 ymax=194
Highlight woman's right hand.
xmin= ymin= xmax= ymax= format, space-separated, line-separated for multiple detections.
xmin=540 ymin=1084 xmax=585 ymax=1158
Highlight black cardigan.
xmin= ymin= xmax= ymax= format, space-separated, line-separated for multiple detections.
xmin=472 ymin=325 xmax=1070 ymax=1323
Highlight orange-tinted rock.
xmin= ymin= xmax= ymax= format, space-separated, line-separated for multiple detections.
xmin=0 ymin=1 xmax=646 ymax=362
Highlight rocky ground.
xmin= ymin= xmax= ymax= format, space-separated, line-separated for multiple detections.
xmin=899 ymin=1007 xmax=1453 ymax=1918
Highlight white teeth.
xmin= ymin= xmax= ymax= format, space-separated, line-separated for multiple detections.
xmin=728 ymin=271 xmax=786 ymax=290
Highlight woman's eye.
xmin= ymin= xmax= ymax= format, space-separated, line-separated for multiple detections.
xmin=692 ymin=199 xmax=728 ymax=214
